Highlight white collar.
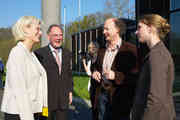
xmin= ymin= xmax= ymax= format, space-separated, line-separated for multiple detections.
xmin=49 ymin=44 xmax=62 ymax=53
xmin=106 ymin=37 xmax=122 ymax=51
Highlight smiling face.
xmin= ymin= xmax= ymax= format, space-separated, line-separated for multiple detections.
xmin=28 ymin=23 xmax=42 ymax=43
xmin=103 ymin=19 xmax=119 ymax=42
xmin=48 ymin=26 xmax=63 ymax=49
xmin=24 ymin=22 xmax=42 ymax=44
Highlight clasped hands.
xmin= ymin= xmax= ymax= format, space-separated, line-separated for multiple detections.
xmin=92 ymin=69 xmax=115 ymax=82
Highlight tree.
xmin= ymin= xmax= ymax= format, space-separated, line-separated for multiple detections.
xmin=0 ymin=27 xmax=16 ymax=64
xmin=64 ymin=14 xmax=98 ymax=50
xmin=80 ymin=15 xmax=97 ymax=31
xmin=104 ymin=0 xmax=135 ymax=19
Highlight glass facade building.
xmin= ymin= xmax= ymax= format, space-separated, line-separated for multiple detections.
xmin=170 ymin=0 xmax=180 ymax=74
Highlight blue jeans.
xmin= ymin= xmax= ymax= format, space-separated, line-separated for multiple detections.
xmin=98 ymin=88 xmax=112 ymax=120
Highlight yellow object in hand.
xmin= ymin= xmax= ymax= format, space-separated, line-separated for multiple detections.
xmin=42 ymin=107 xmax=48 ymax=117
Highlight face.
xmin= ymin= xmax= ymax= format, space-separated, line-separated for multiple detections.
xmin=135 ymin=22 xmax=150 ymax=43
xmin=88 ymin=45 xmax=98 ymax=55
xmin=25 ymin=23 xmax=42 ymax=43
xmin=103 ymin=19 xmax=119 ymax=42
xmin=48 ymin=26 xmax=63 ymax=48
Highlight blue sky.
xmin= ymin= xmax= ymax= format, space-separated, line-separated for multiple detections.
xmin=0 ymin=0 xmax=134 ymax=28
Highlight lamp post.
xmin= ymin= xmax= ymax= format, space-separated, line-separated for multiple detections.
xmin=41 ymin=0 xmax=61 ymax=47
xmin=78 ymin=0 xmax=81 ymax=74
xmin=63 ymin=7 xmax=66 ymax=44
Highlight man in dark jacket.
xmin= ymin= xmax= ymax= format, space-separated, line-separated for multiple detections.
xmin=34 ymin=24 xmax=73 ymax=120
xmin=92 ymin=18 xmax=138 ymax=120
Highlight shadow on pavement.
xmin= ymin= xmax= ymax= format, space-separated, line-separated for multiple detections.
xmin=68 ymin=97 xmax=92 ymax=120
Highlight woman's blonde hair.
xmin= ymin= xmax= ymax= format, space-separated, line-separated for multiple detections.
xmin=139 ymin=14 xmax=170 ymax=40
xmin=12 ymin=16 xmax=41 ymax=41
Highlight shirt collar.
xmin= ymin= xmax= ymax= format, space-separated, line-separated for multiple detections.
xmin=49 ymin=44 xmax=62 ymax=53
xmin=106 ymin=37 xmax=122 ymax=51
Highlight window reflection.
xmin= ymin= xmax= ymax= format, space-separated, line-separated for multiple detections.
xmin=170 ymin=12 xmax=180 ymax=55
xmin=171 ymin=0 xmax=180 ymax=10
xmin=170 ymin=11 xmax=180 ymax=73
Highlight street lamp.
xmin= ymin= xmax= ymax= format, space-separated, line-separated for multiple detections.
xmin=78 ymin=0 xmax=81 ymax=75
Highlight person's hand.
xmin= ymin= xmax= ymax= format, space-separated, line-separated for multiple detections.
xmin=103 ymin=69 xmax=115 ymax=80
xmin=92 ymin=71 xmax=101 ymax=82
xmin=69 ymin=92 xmax=72 ymax=104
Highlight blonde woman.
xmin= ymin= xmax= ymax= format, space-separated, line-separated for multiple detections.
xmin=1 ymin=16 xmax=48 ymax=120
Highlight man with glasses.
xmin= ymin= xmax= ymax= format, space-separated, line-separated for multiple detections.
xmin=35 ymin=24 xmax=73 ymax=120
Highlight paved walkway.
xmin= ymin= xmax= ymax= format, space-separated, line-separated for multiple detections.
xmin=68 ymin=98 xmax=92 ymax=120
xmin=0 ymin=89 xmax=4 ymax=120
xmin=0 ymin=89 xmax=92 ymax=120
xmin=1 ymin=89 xmax=180 ymax=120
xmin=174 ymin=95 xmax=180 ymax=120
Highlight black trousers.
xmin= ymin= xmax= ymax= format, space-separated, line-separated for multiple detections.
xmin=90 ymin=86 xmax=98 ymax=120
xmin=4 ymin=113 xmax=47 ymax=120
xmin=49 ymin=110 xmax=68 ymax=120
xmin=17 ymin=110 xmax=68 ymax=120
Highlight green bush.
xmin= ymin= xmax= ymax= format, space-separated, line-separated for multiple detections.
xmin=73 ymin=75 xmax=90 ymax=100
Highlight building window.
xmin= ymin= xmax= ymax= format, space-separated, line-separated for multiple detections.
xmin=170 ymin=11 xmax=180 ymax=55
xmin=170 ymin=11 xmax=180 ymax=74
xmin=171 ymin=0 xmax=180 ymax=11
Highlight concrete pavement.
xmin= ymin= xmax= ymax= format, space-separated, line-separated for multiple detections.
xmin=1 ymin=89 xmax=180 ymax=120
xmin=0 ymin=89 xmax=4 ymax=119
xmin=0 ymin=89 xmax=92 ymax=120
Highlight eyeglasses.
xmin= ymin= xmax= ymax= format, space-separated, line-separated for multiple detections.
xmin=88 ymin=47 xmax=96 ymax=49
xmin=50 ymin=34 xmax=63 ymax=37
